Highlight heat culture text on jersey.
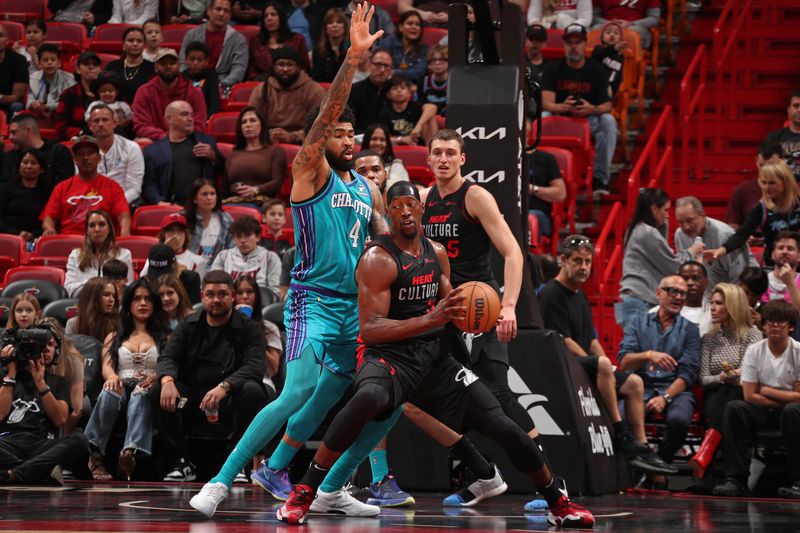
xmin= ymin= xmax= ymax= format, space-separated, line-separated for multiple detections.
xmin=398 ymin=271 xmax=439 ymax=302
xmin=423 ymin=212 xmax=459 ymax=238
xmin=330 ymin=191 xmax=373 ymax=220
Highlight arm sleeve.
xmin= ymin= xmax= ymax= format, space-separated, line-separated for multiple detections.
xmin=190 ymin=89 xmax=208 ymax=133
xmin=676 ymin=323 xmax=701 ymax=387
xmin=125 ymin=143 xmax=145 ymax=204
xmin=698 ymin=335 xmax=717 ymax=387
xmin=617 ymin=314 xmax=643 ymax=364
xmin=221 ymin=33 xmax=249 ymax=85
xmin=224 ymin=323 xmax=266 ymax=390
xmin=157 ymin=321 xmax=189 ymax=379
xmin=210 ymin=251 xmax=226 ymax=272
xmin=723 ymin=203 xmax=763 ymax=253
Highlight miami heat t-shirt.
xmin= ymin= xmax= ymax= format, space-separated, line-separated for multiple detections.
xmin=40 ymin=174 xmax=129 ymax=234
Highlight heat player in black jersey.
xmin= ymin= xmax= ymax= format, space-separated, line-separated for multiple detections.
xmin=278 ymin=182 xmax=595 ymax=528
xmin=419 ymin=129 xmax=540 ymax=438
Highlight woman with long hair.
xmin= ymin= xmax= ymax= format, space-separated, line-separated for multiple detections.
xmin=184 ymin=179 xmax=234 ymax=267
xmin=311 ymin=8 xmax=349 ymax=83
xmin=4 ymin=293 xmax=42 ymax=330
xmin=154 ymin=274 xmax=194 ymax=331
xmin=248 ymin=1 xmax=310 ymax=79
xmin=84 ymin=279 xmax=170 ymax=480
xmin=224 ymin=106 xmax=287 ymax=204
xmin=689 ymin=283 xmax=762 ymax=478
xmin=713 ymin=159 xmax=800 ymax=266
xmin=616 ymin=188 xmax=701 ymax=326
xmin=0 ymin=148 xmax=53 ymax=245
xmin=104 ymin=27 xmax=155 ymax=101
xmin=65 ymin=277 xmax=121 ymax=343
xmin=385 ymin=11 xmax=429 ymax=86
xmin=361 ymin=123 xmax=410 ymax=187
xmin=65 ymin=210 xmax=134 ymax=297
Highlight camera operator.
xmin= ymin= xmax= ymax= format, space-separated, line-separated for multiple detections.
xmin=0 ymin=324 xmax=88 ymax=485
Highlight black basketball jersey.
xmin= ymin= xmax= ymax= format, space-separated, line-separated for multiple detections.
xmin=422 ymin=181 xmax=493 ymax=286
xmin=366 ymin=234 xmax=441 ymax=321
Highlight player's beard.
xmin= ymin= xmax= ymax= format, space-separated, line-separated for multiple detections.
xmin=326 ymin=150 xmax=351 ymax=172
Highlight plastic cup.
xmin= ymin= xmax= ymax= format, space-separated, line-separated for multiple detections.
xmin=238 ymin=305 xmax=253 ymax=318
xmin=204 ymin=406 xmax=219 ymax=424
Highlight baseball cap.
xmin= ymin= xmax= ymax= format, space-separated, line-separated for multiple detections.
xmin=154 ymin=48 xmax=179 ymax=62
xmin=76 ymin=50 xmax=101 ymax=65
xmin=70 ymin=135 xmax=100 ymax=154
xmin=526 ymin=24 xmax=548 ymax=42
xmin=146 ymin=244 xmax=176 ymax=280
xmin=563 ymin=23 xmax=587 ymax=41
xmin=159 ymin=213 xmax=189 ymax=232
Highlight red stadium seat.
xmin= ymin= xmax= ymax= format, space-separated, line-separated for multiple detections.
xmin=537 ymin=146 xmax=576 ymax=252
xmin=29 ymin=234 xmax=84 ymax=269
xmin=161 ymin=24 xmax=197 ymax=51
xmin=131 ymin=204 xmax=183 ymax=236
xmin=225 ymin=81 xmax=260 ymax=112
xmin=217 ymin=142 xmax=234 ymax=160
xmin=0 ymin=234 xmax=26 ymax=281
xmin=372 ymin=0 xmax=399 ymax=22
xmin=0 ymin=0 xmax=45 ymax=22
xmin=276 ymin=143 xmax=301 ymax=202
xmin=207 ymin=112 xmax=239 ymax=144
xmin=539 ymin=116 xmax=594 ymax=199
xmin=393 ymin=145 xmax=433 ymax=185
xmin=0 ymin=20 xmax=24 ymax=43
xmin=3 ymin=266 xmax=66 ymax=286
xmin=222 ymin=205 xmax=261 ymax=222
xmin=90 ymin=23 xmax=137 ymax=53
xmin=233 ymin=25 xmax=259 ymax=43
xmin=118 ymin=236 xmax=159 ymax=273
xmin=45 ymin=22 xmax=88 ymax=57
xmin=284 ymin=207 xmax=293 ymax=229
xmin=422 ymin=28 xmax=447 ymax=49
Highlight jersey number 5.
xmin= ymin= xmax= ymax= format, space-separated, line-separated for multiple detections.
xmin=446 ymin=240 xmax=459 ymax=258
xmin=349 ymin=219 xmax=361 ymax=248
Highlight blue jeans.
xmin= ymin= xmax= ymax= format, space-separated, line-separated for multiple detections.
xmin=588 ymin=113 xmax=618 ymax=185
xmin=644 ymin=387 xmax=695 ymax=463
xmin=614 ymin=294 xmax=653 ymax=327
xmin=84 ymin=385 xmax=154 ymax=456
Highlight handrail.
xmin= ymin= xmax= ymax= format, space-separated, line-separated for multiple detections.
xmin=679 ymin=45 xmax=706 ymax=184
xmin=712 ymin=0 xmax=754 ymax=122
xmin=594 ymin=201 xmax=623 ymax=354
xmin=626 ymin=105 xmax=674 ymax=220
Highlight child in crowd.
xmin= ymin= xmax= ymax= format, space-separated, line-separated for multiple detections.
xmin=591 ymin=21 xmax=626 ymax=98
xmin=101 ymin=259 xmax=131 ymax=303
xmin=421 ymin=44 xmax=448 ymax=116
xmin=183 ymin=41 xmax=220 ymax=117
xmin=86 ymin=72 xmax=134 ymax=136
xmin=26 ymin=44 xmax=76 ymax=125
xmin=13 ymin=19 xmax=47 ymax=74
xmin=210 ymin=216 xmax=281 ymax=301
xmin=5 ymin=293 xmax=42 ymax=330
xmin=378 ymin=75 xmax=439 ymax=146
xmin=260 ymin=199 xmax=293 ymax=255
xmin=142 ymin=19 xmax=163 ymax=62
xmin=141 ymin=214 xmax=207 ymax=279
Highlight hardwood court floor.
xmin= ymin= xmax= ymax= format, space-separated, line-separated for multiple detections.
xmin=1 ymin=481 xmax=798 ymax=532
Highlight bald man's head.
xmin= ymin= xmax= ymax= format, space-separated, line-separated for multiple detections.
xmin=656 ymin=275 xmax=688 ymax=317
xmin=165 ymin=100 xmax=194 ymax=136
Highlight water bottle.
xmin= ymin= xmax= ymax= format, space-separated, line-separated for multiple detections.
xmin=694 ymin=236 xmax=703 ymax=260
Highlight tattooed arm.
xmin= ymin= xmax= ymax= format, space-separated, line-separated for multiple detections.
xmin=290 ymin=3 xmax=384 ymax=203
xmin=367 ymin=177 xmax=389 ymax=237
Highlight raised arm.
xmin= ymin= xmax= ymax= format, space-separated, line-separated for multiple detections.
xmin=291 ymin=3 xmax=384 ymax=202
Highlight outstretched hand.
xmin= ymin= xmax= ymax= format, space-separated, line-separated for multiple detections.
xmin=349 ymin=2 xmax=384 ymax=55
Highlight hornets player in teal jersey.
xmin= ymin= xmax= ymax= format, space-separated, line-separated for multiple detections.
xmin=190 ymin=3 xmax=389 ymax=518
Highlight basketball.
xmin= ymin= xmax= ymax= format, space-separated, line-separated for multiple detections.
xmin=455 ymin=281 xmax=502 ymax=334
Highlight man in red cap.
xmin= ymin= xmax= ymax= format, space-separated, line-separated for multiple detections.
xmin=40 ymin=135 xmax=131 ymax=236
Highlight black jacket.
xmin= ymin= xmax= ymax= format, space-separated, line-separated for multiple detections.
xmin=157 ymin=309 xmax=265 ymax=392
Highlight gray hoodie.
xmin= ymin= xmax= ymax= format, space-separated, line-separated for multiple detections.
xmin=620 ymin=222 xmax=691 ymax=304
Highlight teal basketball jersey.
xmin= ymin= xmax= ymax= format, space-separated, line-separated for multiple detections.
xmin=290 ymin=169 xmax=374 ymax=295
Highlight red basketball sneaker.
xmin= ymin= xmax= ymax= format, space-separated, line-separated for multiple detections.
xmin=276 ymin=484 xmax=316 ymax=525
xmin=547 ymin=495 xmax=595 ymax=528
